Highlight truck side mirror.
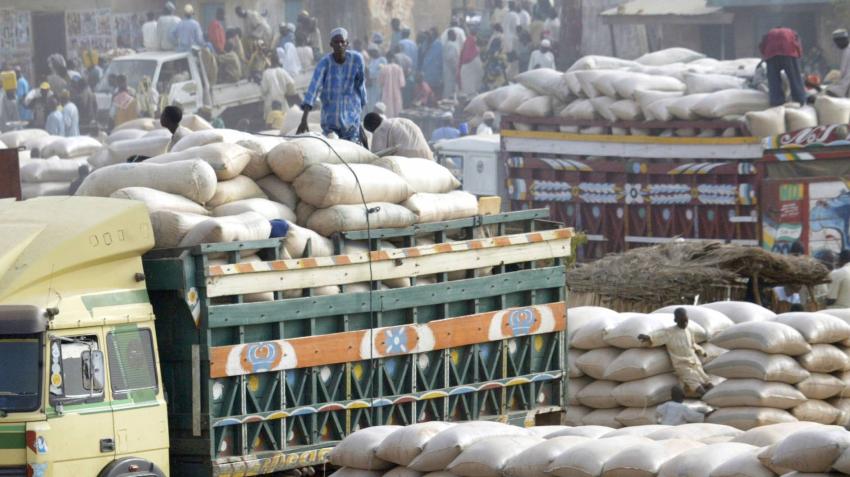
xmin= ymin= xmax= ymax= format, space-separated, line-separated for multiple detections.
xmin=82 ymin=349 xmax=105 ymax=393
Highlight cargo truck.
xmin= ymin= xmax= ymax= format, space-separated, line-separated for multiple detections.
xmin=0 ymin=196 xmax=570 ymax=477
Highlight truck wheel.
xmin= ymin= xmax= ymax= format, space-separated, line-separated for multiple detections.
xmin=98 ymin=457 xmax=166 ymax=477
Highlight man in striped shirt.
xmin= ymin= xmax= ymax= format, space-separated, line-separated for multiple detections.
xmin=298 ymin=27 xmax=367 ymax=145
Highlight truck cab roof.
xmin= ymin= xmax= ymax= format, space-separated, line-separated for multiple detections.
xmin=0 ymin=197 xmax=154 ymax=325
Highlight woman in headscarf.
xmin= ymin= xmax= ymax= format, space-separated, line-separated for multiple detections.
xmin=458 ymin=30 xmax=483 ymax=95
xmin=483 ymin=36 xmax=508 ymax=90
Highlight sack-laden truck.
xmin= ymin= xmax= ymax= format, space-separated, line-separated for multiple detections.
xmin=0 ymin=196 xmax=571 ymax=477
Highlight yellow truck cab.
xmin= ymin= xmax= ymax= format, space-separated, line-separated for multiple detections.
xmin=0 ymin=197 xmax=168 ymax=477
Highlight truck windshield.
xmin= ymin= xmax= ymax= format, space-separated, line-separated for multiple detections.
xmin=96 ymin=59 xmax=157 ymax=94
xmin=0 ymin=335 xmax=41 ymax=413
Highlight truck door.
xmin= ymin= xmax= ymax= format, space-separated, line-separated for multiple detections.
xmin=46 ymin=332 xmax=116 ymax=475
xmin=159 ymin=58 xmax=200 ymax=113
xmin=105 ymin=326 xmax=168 ymax=465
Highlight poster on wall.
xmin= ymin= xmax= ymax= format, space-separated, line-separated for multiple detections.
xmin=66 ymin=9 xmax=117 ymax=61
xmin=0 ymin=9 xmax=33 ymax=79
xmin=809 ymin=180 xmax=850 ymax=261
xmin=762 ymin=181 xmax=805 ymax=254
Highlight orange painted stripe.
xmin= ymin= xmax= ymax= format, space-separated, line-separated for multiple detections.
xmin=335 ymin=255 xmax=352 ymax=265
xmin=528 ymin=232 xmax=544 ymax=243
xmin=494 ymin=236 xmax=511 ymax=247
xmin=209 ymin=265 xmax=224 ymax=276
xmin=435 ymin=243 xmax=453 ymax=253
xmin=208 ymin=302 xmax=566 ymax=378
xmin=301 ymin=257 xmax=318 ymax=268
xmin=270 ymin=261 xmax=288 ymax=271
xmin=236 ymin=263 xmax=255 ymax=273
xmin=405 ymin=247 xmax=421 ymax=257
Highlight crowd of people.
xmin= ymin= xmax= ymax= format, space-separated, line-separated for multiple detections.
xmin=350 ymin=0 xmax=559 ymax=122
xmin=0 ymin=54 xmax=101 ymax=136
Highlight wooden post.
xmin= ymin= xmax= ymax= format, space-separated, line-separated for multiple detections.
xmin=0 ymin=148 xmax=21 ymax=200
xmin=558 ymin=0 xmax=582 ymax=70
xmin=752 ymin=274 xmax=762 ymax=306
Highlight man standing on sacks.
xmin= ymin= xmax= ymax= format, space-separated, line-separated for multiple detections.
xmin=638 ymin=308 xmax=714 ymax=397
xmin=297 ymin=27 xmax=367 ymax=147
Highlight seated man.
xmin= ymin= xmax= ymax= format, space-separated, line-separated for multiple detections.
xmin=217 ymin=42 xmax=243 ymax=84
xmin=363 ymin=112 xmax=433 ymax=160
xmin=656 ymin=386 xmax=711 ymax=425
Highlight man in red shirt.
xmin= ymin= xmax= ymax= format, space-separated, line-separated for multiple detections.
xmin=759 ymin=27 xmax=807 ymax=106
xmin=207 ymin=8 xmax=226 ymax=54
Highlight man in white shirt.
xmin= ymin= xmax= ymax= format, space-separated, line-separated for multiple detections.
xmin=142 ymin=12 xmax=159 ymax=51
xmin=157 ymin=2 xmax=181 ymax=51
xmin=502 ymin=1 xmax=520 ymax=53
xmin=364 ymin=112 xmax=433 ymax=160
xmin=656 ymin=386 xmax=711 ymax=425
xmin=828 ymin=29 xmax=850 ymax=97
xmin=518 ymin=2 xmax=531 ymax=30
xmin=477 ymin=111 xmax=496 ymax=135
xmin=827 ymin=250 xmax=850 ymax=308
xmin=528 ymin=39 xmax=555 ymax=70
xmin=261 ymin=54 xmax=299 ymax=118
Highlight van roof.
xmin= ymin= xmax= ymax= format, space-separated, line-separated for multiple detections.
xmin=112 ymin=50 xmax=191 ymax=62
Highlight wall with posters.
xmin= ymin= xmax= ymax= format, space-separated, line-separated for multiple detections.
xmin=0 ymin=9 xmax=33 ymax=78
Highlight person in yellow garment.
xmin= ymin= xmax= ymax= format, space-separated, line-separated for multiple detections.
xmin=638 ymin=308 xmax=714 ymax=397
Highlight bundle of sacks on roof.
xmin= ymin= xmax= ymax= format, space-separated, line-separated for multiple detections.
xmin=1 ymin=128 xmax=103 ymax=199
xmin=567 ymin=301 xmax=850 ymax=431
xmin=53 ymin=116 xmax=479 ymax=298
xmin=465 ymin=47 xmax=850 ymax=138
xmin=324 ymin=420 xmax=850 ymax=477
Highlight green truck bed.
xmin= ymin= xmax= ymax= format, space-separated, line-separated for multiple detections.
xmin=142 ymin=209 xmax=571 ymax=477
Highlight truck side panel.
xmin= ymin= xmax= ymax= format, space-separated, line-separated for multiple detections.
xmin=144 ymin=212 xmax=569 ymax=476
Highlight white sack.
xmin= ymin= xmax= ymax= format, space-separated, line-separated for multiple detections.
xmin=636 ymin=48 xmax=706 ymax=66
xmin=408 ymin=422 xmax=529 ymax=472
xmin=701 ymin=301 xmax=776 ymax=323
xmin=658 ymin=443 xmax=757 ymax=477
xmin=284 ymin=222 xmax=334 ymax=258
xmin=604 ymin=347 xmax=673 ymax=382
xmin=707 ymin=407 xmax=797 ymax=431
xmin=693 ymin=90 xmax=770 ymax=119
xmin=710 ymin=321 xmax=811 ymax=355
xmin=815 ymin=95 xmax=850 ymax=126
xmin=403 ymin=191 xmax=479 ymax=223
xmin=268 ymin=137 xmax=377 ymax=182
xmin=76 ymin=159 xmax=218 ymax=203
xmin=786 ymin=105 xmax=818 ymax=131
xmin=376 ymin=422 xmax=456 ymax=467
xmin=796 ymin=373 xmax=846 ymax=400
xmin=612 ymin=373 xmax=679 ymax=408
xmin=654 ymin=305 xmax=735 ymax=338
xmin=213 ymin=198 xmax=295 ymax=222
xmin=771 ymin=312 xmax=850 ymax=344
xmin=330 ymin=425 xmax=401 ymax=470
xmin=704 ymin=349 xmax=810 ymax=384
xmin=256 ymin=175 xmax=298 ymax=209
xmin=149 ymin=211 xmax=211 ymax=248
xmin=373 ymin=156 xmax=460 ymax=194
xmin=685 ymin=73 xmax=747 ymax=95
xmin=110 ymin=187 xmax=209 ymax=215
xmin=306 ymin=203 xmax=418 ymax=236
xmin=178 ymin=212 xmax=271 ymax=247
xmin=702 ymin=379 xmax=807 ymax=409
xmin=41 ymin=136 xmax=102 ymax=158
xmin=575 ymin=347 xmax=621 ymax=380
xmin=146 ymin=142 xmax=256 ymax=180
xmin=207 ymin=176 xmax=267 ymax=208
xmin=746 ymin=106 xmax=787 ymax=137
xmin=20 ymin=157 xmax=88 ymax=183
xmin=447 ymin=435 xmax=543 ymax=477
xmin=295 ymin=163 xmax=411 ymax=208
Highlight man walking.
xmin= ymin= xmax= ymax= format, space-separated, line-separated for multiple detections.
xmin=297 ymin=28 xmax=367 ymax=145
xmin=759 ymin=26 xmax=807 ymax=106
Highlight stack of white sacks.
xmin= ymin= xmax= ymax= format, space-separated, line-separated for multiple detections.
xmin=566 ymin=306 xmax=728 ymax=428
xmin=41 ymin=116 xmax=479 ymax=281
xmin=705 ymin=306 xmax=850 ymax=429
xmin=465 ymin=47 xmax=850 ymax=138
xmin=567 ymin=301 xmax=850 ymax=430
xmin=325 ymin=420 xmax=850 ymax=477
xmin=1 ymin=128 xmax=103 ymax=199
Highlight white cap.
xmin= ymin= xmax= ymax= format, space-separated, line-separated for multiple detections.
xmin=834 ymin=29 xmax=849 ymax=39
xmin=374 ymin=102 xmax=387 ymax=114
xmin=440 ymin=111 xmax=454 ymax=119
xmin=541 ymin=39 xmax=551 ymax=48
xmin=184 ymin=4 xmax=194 ymax=14
xmin=483 ymin=111 xmax=496 ymax=120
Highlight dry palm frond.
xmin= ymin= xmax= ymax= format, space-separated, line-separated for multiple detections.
xmin=566 ymin=241 xmax=829 ymax=307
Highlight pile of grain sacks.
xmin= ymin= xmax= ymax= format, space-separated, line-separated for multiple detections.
xmin=567 ymin=302 xmax=850 ymax=430
xmin=566 ymin=306 xmax=729 ymax=428
xmin=465 ymin=47 xmax=850 ymax=138
xmin=704 ymin=308 xmax=850 ymax=429
xmin=1 ymin=128 xmax=103 ymax=199
xmin=42 ymin=117 xmax=478 ymax=263
xmin=324 ymin=420 xmax=850 ymax=477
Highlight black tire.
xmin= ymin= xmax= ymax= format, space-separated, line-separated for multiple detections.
xmin=98 ymin=457 xmax=166 ymax=477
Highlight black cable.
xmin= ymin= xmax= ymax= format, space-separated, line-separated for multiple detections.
xmin=257 ymin=131 xmax=380 ymax=405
